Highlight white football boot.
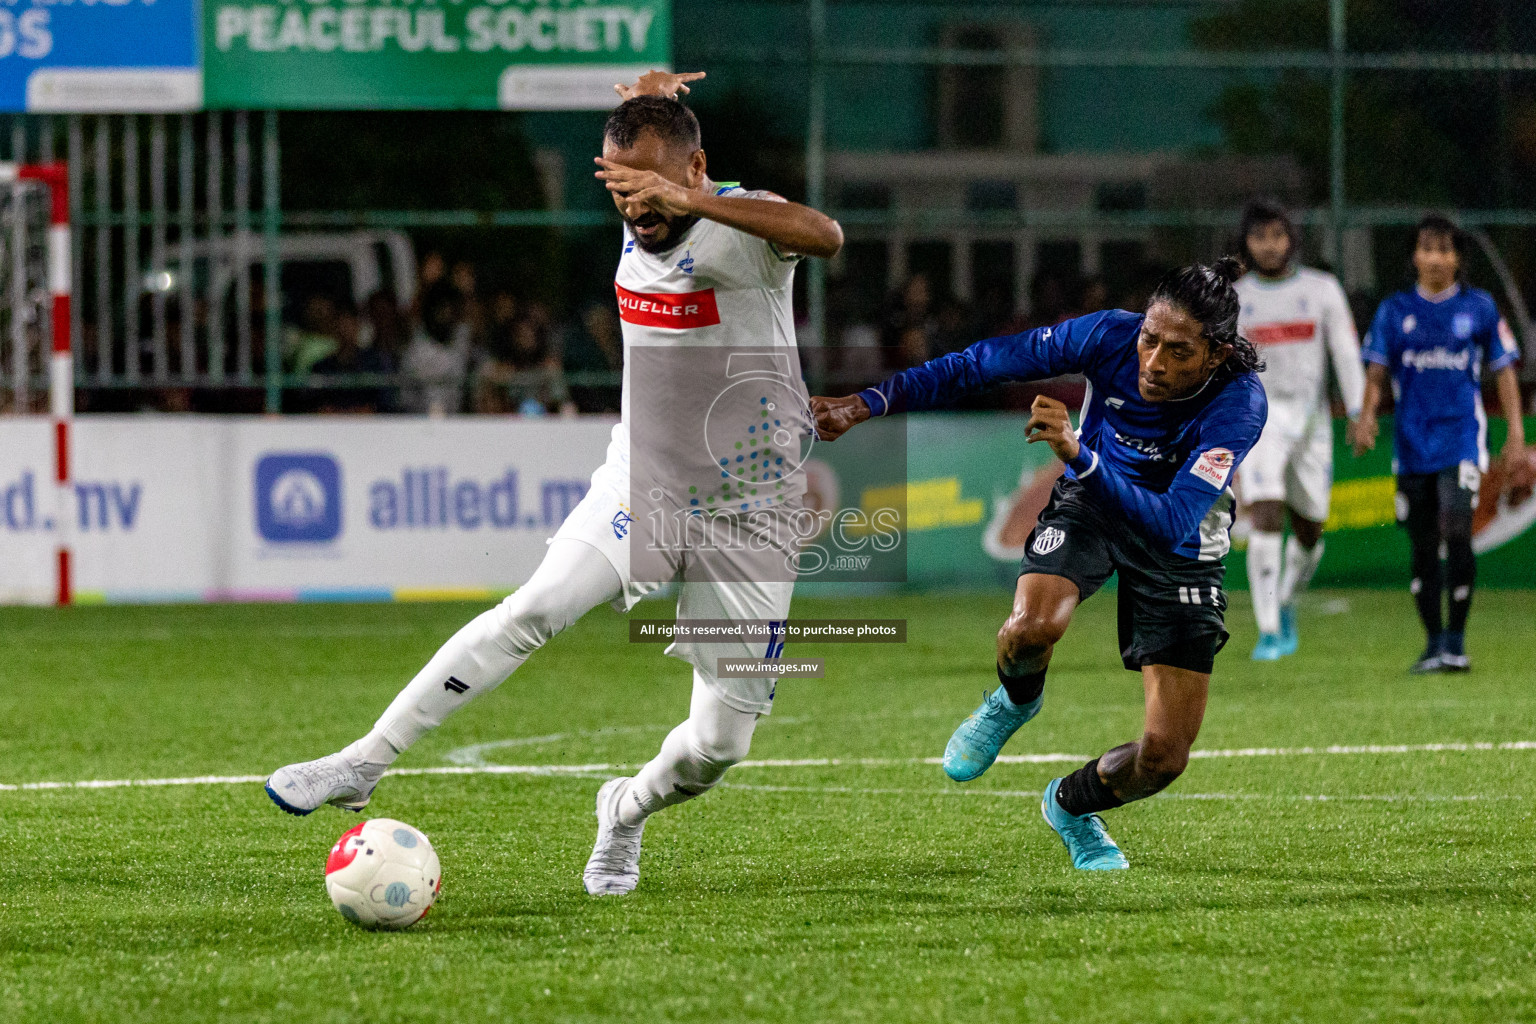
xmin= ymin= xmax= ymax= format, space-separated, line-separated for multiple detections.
xmin=265 ymin=751 xmax=386 ymax=816
xmin=583 ymin=777 xmax=646 ymax=895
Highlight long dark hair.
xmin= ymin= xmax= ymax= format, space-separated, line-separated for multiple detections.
xmin=1239 ymin=197 xmax=1299 ymax=269
xmin=1148 ymin=257 xmax=1265 ymax=375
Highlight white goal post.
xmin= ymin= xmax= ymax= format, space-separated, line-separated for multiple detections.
xmin=0 ymin=162 xmax=72 ymax=604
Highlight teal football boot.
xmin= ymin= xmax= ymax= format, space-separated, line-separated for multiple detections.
xmin=1251 ymin=632 xmax=1285 ymax=661
xmin=942 ymin=686 xmax=1042 ymax=782
xmin=1041 ymin=778 xmax=1129 ymax=871
xmin=1278 ymin=604 xmax=1299 ymax=657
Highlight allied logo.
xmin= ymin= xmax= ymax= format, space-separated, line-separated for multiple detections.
xmin=1031 ymin=527 xmax=1066 ymax=556
xmin=611 ymin=509 xmax=633 ymax=539
xmin=255 ymin=453 xmax=342 ymax=543
xmin=1401 ymin=347 xmax=1471 ymax=372
xmin=443 ymin=676 xmax=469 ymax=694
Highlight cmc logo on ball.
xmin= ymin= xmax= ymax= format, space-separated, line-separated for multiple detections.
xmin=255 ymin=453 xmax=342 ymax=543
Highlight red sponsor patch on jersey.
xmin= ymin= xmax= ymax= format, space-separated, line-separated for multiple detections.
xmin=326 ymin=821 xmax=366 ymax=875
xmin=615 ymin=283 xmax=722 ymax=329
xmin=1248 ymin=320 xmax=1317 ymax=345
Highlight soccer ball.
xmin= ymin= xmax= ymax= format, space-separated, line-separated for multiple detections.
xmin=324 ymin=818 xmax=441 ymax=930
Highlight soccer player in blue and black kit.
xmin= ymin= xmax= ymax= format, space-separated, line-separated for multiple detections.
xmin=813 ymin=259 xmax=1267 ymax=871
xmin=1354 ymin=215 xmax=1525 ymax=673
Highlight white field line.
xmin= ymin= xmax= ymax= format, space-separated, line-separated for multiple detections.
xmin=5 ymin=740 xmax=1536 ymax=794
xmin=718 ymin=783 xmax=1521 ymax=804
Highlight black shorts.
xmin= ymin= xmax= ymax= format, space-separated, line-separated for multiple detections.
xmin=1396 ymin=464 xmax=1480 ymax=540
xmin=1019 ymin=478 xmax=1229 ymax=673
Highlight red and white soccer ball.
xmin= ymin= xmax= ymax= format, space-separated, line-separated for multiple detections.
xmin=324 ymin=819 xmax=441 ymax=930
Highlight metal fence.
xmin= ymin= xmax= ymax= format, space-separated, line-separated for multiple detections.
xmin=0 ymin=0 xmax=1532 ymax=413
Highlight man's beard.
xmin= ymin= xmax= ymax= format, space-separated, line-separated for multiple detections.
xmin=625 ymin=211 xmax=701 ymax=254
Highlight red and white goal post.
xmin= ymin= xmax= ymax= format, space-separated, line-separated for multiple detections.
xmin=0 ymin=162 xmax=72 ymax=605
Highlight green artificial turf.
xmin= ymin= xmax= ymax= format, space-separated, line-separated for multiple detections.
xmin=2 ymin=589 xmax=1534 ymax=1023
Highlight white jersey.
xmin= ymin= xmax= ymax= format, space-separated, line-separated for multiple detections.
xmin=609 ymin=183 xmax=809 ymax=513
xmin=1236 ymin=266 xmax=1365 ymax=417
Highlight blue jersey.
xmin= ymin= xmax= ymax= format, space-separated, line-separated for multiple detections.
xmin=1362 ymin=285 xmax=1519 ymax=475
xmin=857 ymin=310 xmax=1268 ymax=561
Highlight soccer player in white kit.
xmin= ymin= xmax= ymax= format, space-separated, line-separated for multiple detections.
xmin=264 ymin=71 xmax=844 ymax=896
xmin=1234 ymin=200 xmax=1365 ymax=660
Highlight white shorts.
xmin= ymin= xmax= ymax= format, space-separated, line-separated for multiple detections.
xmin=1238 ymin=402 xmax=1334 ymax=523
xmin=553 ymin=455 xmax=795 ymax=716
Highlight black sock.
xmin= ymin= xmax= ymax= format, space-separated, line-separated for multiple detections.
xmin=1054 ymin=758 xmax=1125 ymax=817
xmin=1446 ymin=538 xmax=1475 ymax=635
xmin=997 ymin=664 xmax=1046 ymax=706
xmin=1408 ymin=538 xmax=1444 ymax=642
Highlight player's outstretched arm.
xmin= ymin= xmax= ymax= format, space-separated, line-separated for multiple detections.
xmin=810 ymin=395 xmax=870 ymax=441
xmin=837 ymin=314 xmax=1112 ymax=425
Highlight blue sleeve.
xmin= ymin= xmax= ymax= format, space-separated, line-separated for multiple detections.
xmin=857 ymin=311 xmax=1115 ymax=416
xmin=1064 ymin=382 xmax=1268 ymax=550
xmin=1480 ymin=300 xmax=1520 ymax=372
xmin=1362 ymin=302 xmax=1394 ymax=367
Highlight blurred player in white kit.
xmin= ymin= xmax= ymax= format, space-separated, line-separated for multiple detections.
xmin=1235 ymin=200 xmax=1365 ymax=660
xmin=264 ymin=70 xmax=844 ymax=895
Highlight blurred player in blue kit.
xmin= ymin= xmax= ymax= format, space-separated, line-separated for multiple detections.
xmin=1354 ymin=215 xmax=1525 ymax=673
xmin=814 ymin=259 xmax=1267 ymax=871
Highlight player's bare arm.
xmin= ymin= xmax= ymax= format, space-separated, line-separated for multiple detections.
xmin=1025 ymin=396 xmax=1081 ymax=463
xmin=1351 ymin=362 xmax=1387 ymax=456
xmin=809 ymin=394 xmax=871 ymax=441
xmin=1495 ymin=364 xmax=1525 ymax=470
xmin=614 ymin=70 xmax=706 ymax=101
xmin=595 ymin=157 xmax=844 ymax=259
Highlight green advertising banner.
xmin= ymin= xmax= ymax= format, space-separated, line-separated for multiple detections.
xmin=823 ymin=414 xmax=1536 ymax=593
xmin=204 ymin=0 xmax=671 ymax=109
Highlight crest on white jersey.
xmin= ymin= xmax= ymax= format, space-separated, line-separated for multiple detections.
xmin=1031 ymin=527 xmax=1066 ymax=556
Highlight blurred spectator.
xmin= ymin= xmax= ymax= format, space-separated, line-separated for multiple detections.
xmin=401 ymin=286 xmax=472 ymax=415
xmin=450 ymin=260 xmax=487 ymax=346
xmin=412 ymin=251 xmax=447 ymax=324
xmin=934 ymin=294 xmax=980 ymax=356
xmin=836 ymin=322 xmax=885 ymax=388
xmin=364 ymin=290 xmax=408 ymax=364
xmin=882 ymin=273 xmax=938 ymax=368
xmin=1074 ymin=275 xmax=1109 ymax=319
xmin=476 ymin=294 xmax=573 ymax=415
xmin=564 ymin=302 xmax=624 ymax=413
xmin=309 ymin=300 xmax=396 ymax=414
xmin=285 ymin=293 xmax=341 ymax=375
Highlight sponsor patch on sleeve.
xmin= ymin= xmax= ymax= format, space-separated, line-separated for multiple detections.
xmin=1189 ymin=447 xmax=1235 ymax=489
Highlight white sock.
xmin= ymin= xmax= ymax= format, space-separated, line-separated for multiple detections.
xmin=1279 ymin=536 xmax=1325 ymax=607
xmin=1247 ymin=531 xmax=1283 ymax=635
xmin=367 ymin=540 xmax=622 ymax=756
xmin=619 ymin=670 xmax=759 ymax=828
